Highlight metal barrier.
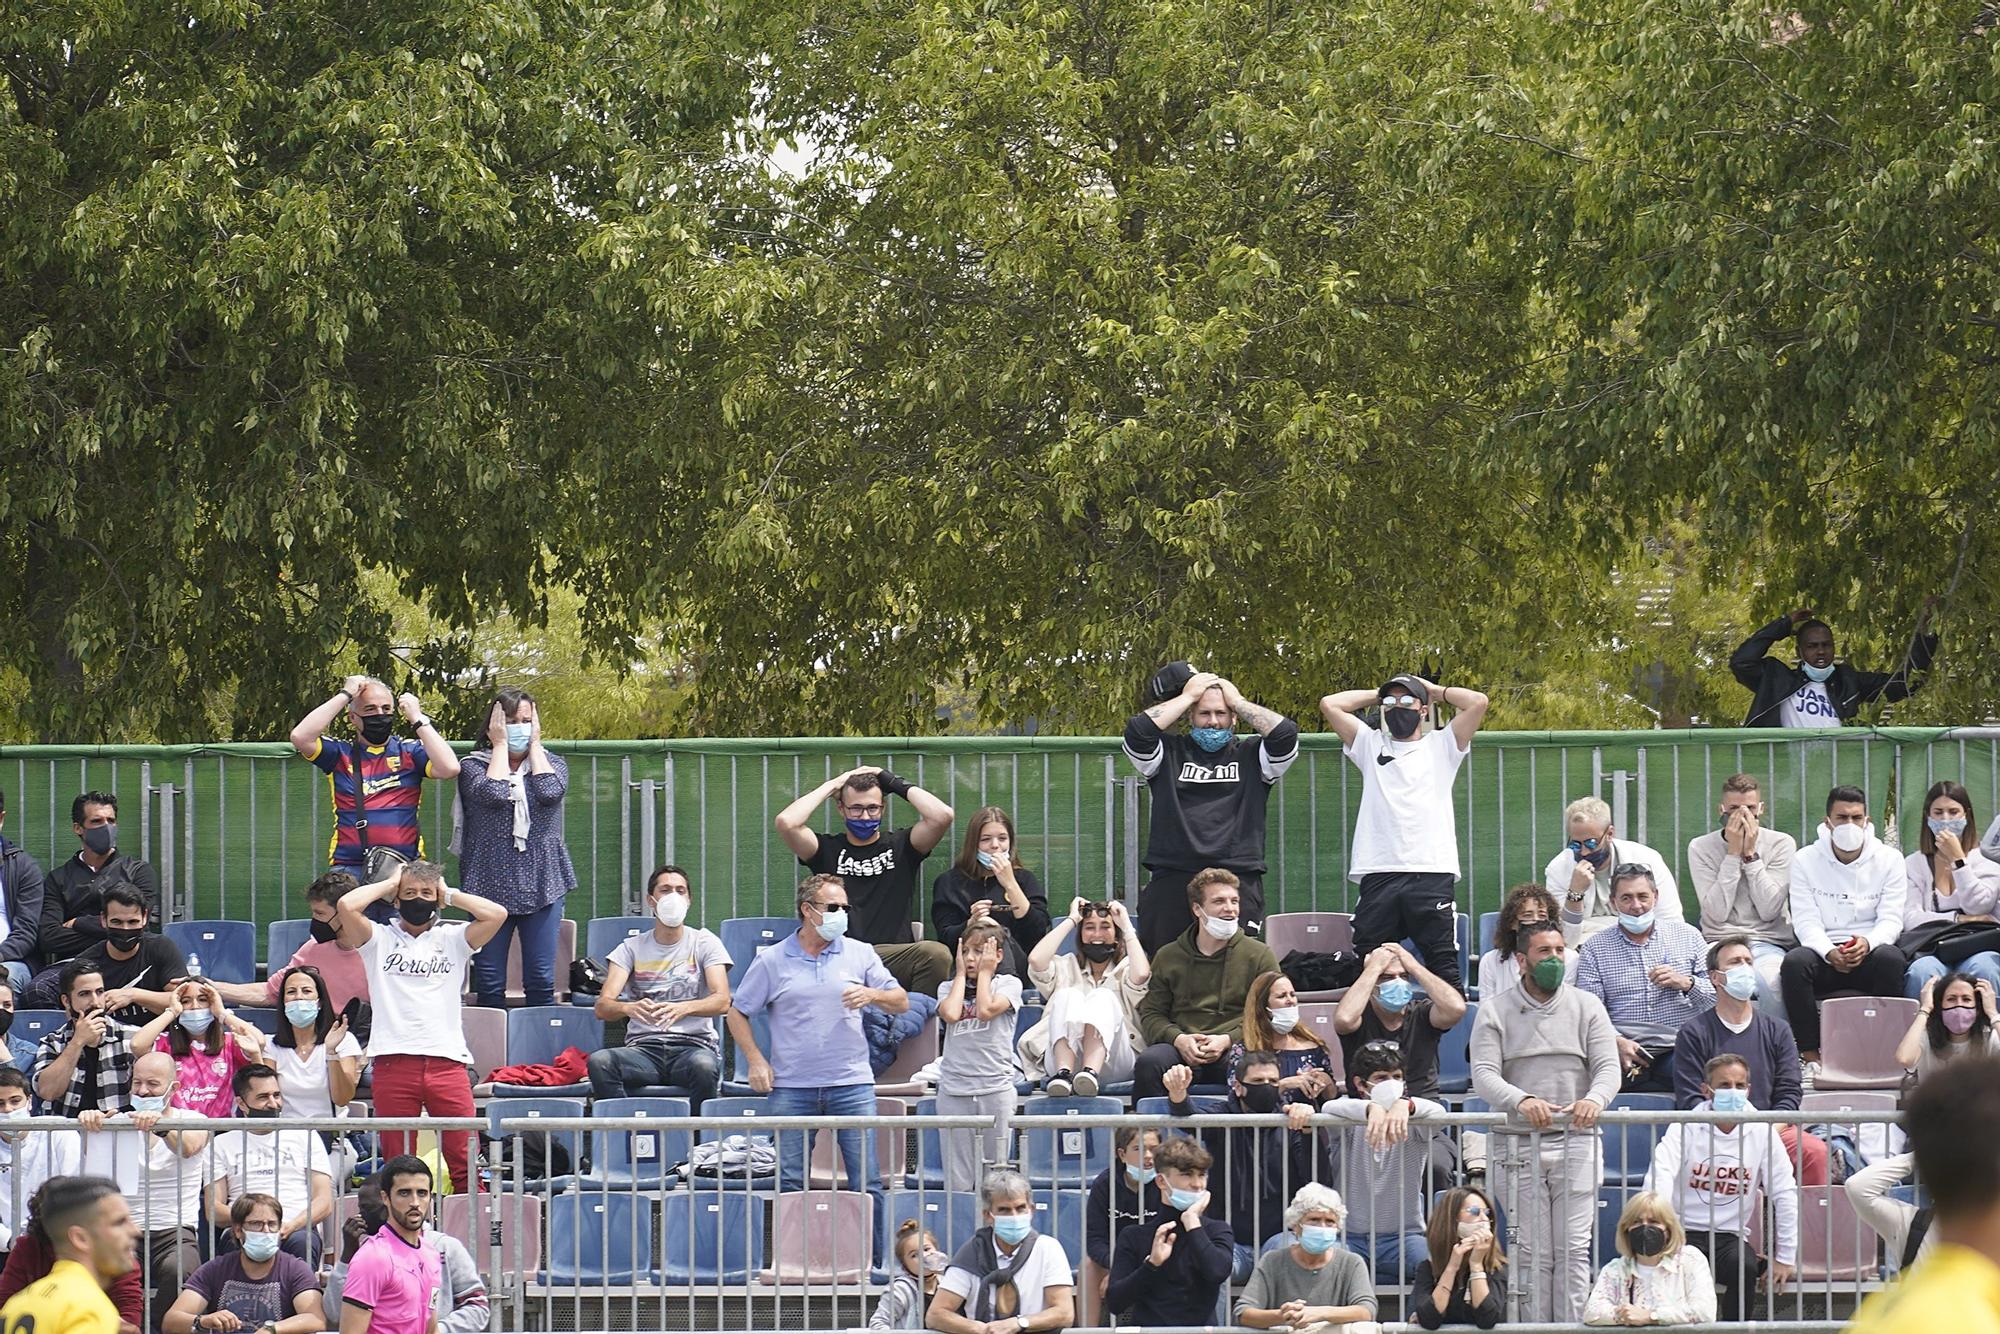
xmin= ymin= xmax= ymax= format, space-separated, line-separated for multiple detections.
xmin=0 ymin=1105 xmax=1916 ymax=1332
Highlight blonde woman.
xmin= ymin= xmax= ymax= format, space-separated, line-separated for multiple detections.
xmin=1231 ymin=970 xmax=1335 ymax=1105
xmin=1583 ymin=1193 xmax=1716 ymax=1326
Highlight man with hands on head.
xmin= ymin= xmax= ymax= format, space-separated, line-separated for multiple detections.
xmin=1332 ymin=940 xmax=1466 ymax=1100
xmin=291 ymin=676 xmax=459 ymax=879
xmin=1132 ymin=869 xmax=1278 ymax=1102
xmin=1126 ymin=664 xmax=1299 ymax=953
xmin=1731 ymin=602 xmax=1938 ymax=728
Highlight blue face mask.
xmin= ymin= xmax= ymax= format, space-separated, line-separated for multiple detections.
xmin=992 ymin=1214 xmax=1033 ymax=1245
xmin=1616 ymin=909 xmax=1656 ymax=935
xmin=1126 ymin=1163 xmax=1156 ymax=1185
xmin=815 ymin=908 xmax=849 ymax=940
xmin=1377 ymin=978 xmax=1414 ymax=1013
xmin=131 ymin=1093 xmax=167 ymax=1115
xmin=180 ymin=1010 xmax=214 ymax=1036
xmin=1929 ymin=816 xmax=1968 ymax=838
xmin=1722 ymin=964 xmax=1758 ymax=1002
xmin=1800 ymin=660 xmax=1835 ymax=683
xmin=844 ymin=817 xmax=881 ymax=841
xmin=504 ymin=722 xmax=534 ymax=753
xmin=284 ymin=1000 xmax=320 ymax=1028
xmin=1189 ymin=727 xmax=1233 ymax=753
xmin=1298 ymin=1225 xmax=1340 ymax=1255
xmin=975 ymin=850 xmax=997 ymax=869
xmin=1167 ymin=1187 xmax=1202 ymax=1211
xmin=240 ymin=1231 xmax=281 ymax=1263
xmin=1711 ymin=1087 xmax=1751 ymax=1115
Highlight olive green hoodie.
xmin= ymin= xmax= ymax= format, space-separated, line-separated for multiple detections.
xmin=1139 ymin=925 xmax=1280 ymax=1045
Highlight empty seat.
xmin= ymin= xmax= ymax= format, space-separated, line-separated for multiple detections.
xmin=462 ymin=1006 xmax=508 ymax=1083
xmin=1791 ymin=1185 xmax=1882 ymax=1282
xmin=758 ymin=1190 xmax=874 ymax=1285
xmin=1600 ymin=1103 xmax=1669 ymax=1186
xmin=490 ymin=1006 xmax=601 ymax=1097
xmin=717 ymin=917 xmax=798 ymax=990
xmin=1030 ymin=1187 xmax=1088 ymax=1268
xmin=1265 ymin=912 xmax=1354 ymax=960
xmin=581 ymin=1097 xmax=693 ymax=1188
xmin=236 ymin=1007 xmax=281 ymax=1037
xmin=1815 ymin=997 xmax=1919 ymax=1090
xmin=1294 ymin=1005 xmax=1348 ymax=1087
xmin=538 ymin=1192 xmax=651 ymax=1286
xmin=1134 ymin=1095 xmax=1230 ymax=1118
xmin=266 ymin=919 xmax=313 ymax=973
xmin=440 ymin=1191 xmax=542 ymax=1291
xmin=486 ymin=1097 xmax=586 ymax=1185
xmin=585 ymin=915 xmax=655 ymax=962
xmin=165 ymin=921 xmax=256 ymax=983
xmin=1020 ymin=1095 xmax=1119 ymax=1188
xmin=691 ymin=1095 xmax=778 ymax=1190
xmin=657 ymin=1192 xmax=765 ymax=1285
xmin=1437 ymin=1001 xmax=1475 ymax=1094
xmin=13 ymin=1010 xmax=64 ymax=1052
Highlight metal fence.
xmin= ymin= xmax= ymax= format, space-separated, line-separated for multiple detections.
xmin=4 ymin=726 xmax=1997 ymax=945
xmin=0 ymin=1104 xmax=1918 ymax=1332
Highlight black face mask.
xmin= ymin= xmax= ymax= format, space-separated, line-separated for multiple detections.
xmin=358 ymin=714 xmax=395 ymax=746
xmin=106 ymin=929 xmax=144 ymax=951
xmin=1627 ymin=1223 xmax=1668 ymax=1258
xmin=308 ymin=918 xmax=339 ymax=944
xmin=1079 ymin=941 xmax=1119 ymax=963
xmin=1238 ymin=1083 xmax=1284 ymax=1114
xmin=242 ymin=1106 xmax=281 ymax=1120
xmin=396 ymin=897 xmax=437 ymax=926
xmin=0 ymin=1011 xmax=15 ymax=1041
xmin=1384 ymin=707 xmax=1422 ymax=740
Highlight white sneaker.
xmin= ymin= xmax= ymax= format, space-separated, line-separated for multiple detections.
xmin=1073 ymin=1069 xmax=1100 ymax=1098
xmin=1801 ymin=1059 xmax=1821 ymax=1091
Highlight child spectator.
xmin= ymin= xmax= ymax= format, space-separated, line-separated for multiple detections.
xmin=936 ymin=921 xmax=1023 ymax=1193
xmin=870 ymin=1220 xmax=946 ymax=1330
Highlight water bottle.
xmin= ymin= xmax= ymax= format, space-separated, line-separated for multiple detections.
xmin=186 ymin=953 xmax=202 ymax=980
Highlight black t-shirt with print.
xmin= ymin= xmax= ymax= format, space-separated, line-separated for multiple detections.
xmin=804 ymin=828 xmax=929 ymax=946
xmin=1339 ymin=996 xmax=1445 ymax=1099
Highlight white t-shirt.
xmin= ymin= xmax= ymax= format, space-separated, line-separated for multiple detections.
xmin=361 ymin=920 xmax=474 ymax=1062
xmin=82 ymin=1110 xmax=207 ymax=1230
xmin=273 ymin=1033 xmax=365 ymax=1119
xmin=1343 ymin=723 xmax=1469 ymax=880
xmin=1779 ymin=680 xmax=1838 ymax=728
xmin=939 ymin=1234 xmax=1074 ymax=1318
xmin=209 ymin=1126 xmax=333 ymax=1227
xmin=0 ymin=1128 xmax=81 ymax=1247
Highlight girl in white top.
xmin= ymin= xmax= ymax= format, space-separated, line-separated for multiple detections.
xmin=270 ymin=964 xmax=362 ymax=1119
xmin=1475 ymin=884 xmax=1560 ymax=1002
xmin=1583 ymin=1192 xmax=1716 ymax=1326
xmin=1900 ymin=781 xmax=2000 ymax=997
xmin=1020 ymin=899 xmax=1150 ymax=1094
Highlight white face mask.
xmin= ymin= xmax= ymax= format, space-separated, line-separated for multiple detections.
xmin=1268 ymin=1005 xmax=1299 ymax=1034
xmin=655 ymin=893 xmax=690 ymax=929
xmin=1202 ymin=915 xmax=1239 ymax=943
xmin=1829 ymin=821 xmax=1869 ymax=854
xmin=1368 ymin=1078 xmax=1406 ymax=1109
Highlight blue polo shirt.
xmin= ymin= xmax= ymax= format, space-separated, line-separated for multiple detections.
xmin=732 ymin=931 xmax=895 ymax=1089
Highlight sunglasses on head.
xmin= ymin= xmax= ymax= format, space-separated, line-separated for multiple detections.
xmin=1078 ymin=902 xmax=1114 ymax=918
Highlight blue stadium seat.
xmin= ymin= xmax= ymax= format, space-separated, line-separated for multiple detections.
xmin=487 ymin=1097 xmax=587 ymax=1187
xmin=579 ymin=1097 xmax=692 ymax=1188
xmin=491 ymin=1006 xmax=601 ymax=1097
xmin=266 ymin=919 xmax=312 ymax=973
xmin=872 ymin=1190 xmax=982 ymax=1281
xmin=911 ymin=1096 xmax=949 ymax=1190
xmin=1030 ymin=1187 xmax=1088 ymax=1267
xmin=690 ymin=1096 xmax=777 ymax=1189
xmin=1014 ymin=1004 xmax=1043 ymax=1044
xmin=656 ymin=1192 xmax=765 ymax=1285
xmin=1134 ymin=1094 xmax=1231 ymax=1119
xmin=1594 ymin=1185 xmax=1634 ymax=1267
xmin=1437 ymin=1001 xmax=1475 ymax=1094
xmin=165 ymin=921 xmax=256 ymax=983
xmin=585 ymin=916 xmax=654 ymax=962
xmin=539 ymin=1193 xmax=650 ymax=1285
xmin=721 ymin=1011 xmax=773 ymax=1097
xmin=1020 ymin=1095 xmax=1119 ymax=1188
xmin=237 ymin=1007 xmax=281 ymax=1037
xmin=1601 ymin=1097 xmax=1671 ymax=1185
xmin=717 ymin=917 xmax=798 ymax=990
xmin=14 ymin=1010 xmax=65 ymax=1052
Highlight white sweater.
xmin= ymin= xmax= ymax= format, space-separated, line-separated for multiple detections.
xmin=1546 ymin=838 xmax=1684 ymax=946
xmin=1788 ymin=825 xmax=1907 ymax=955
xmin=1902 ymin=848 xmax=2000 ymax=931
xmin=1642 ymin=1116 xmax=1797 ymax=1264
xmin=1582 ymin=1249 xmax=1717 ymax=1325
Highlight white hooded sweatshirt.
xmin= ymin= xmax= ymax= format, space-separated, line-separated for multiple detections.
xmin=1788 ymin=823 xmax=1906 ymax=956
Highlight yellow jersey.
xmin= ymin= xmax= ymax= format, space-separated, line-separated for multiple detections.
xmin=0 ymin=1259 xmax=119 ymax=1334
xmin=1850 ymin=1245 xmax=2000 ymax=1334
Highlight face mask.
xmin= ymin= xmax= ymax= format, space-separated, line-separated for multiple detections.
xmin=1201 ymin=915 xmax=1239 ymax=943
xmin=1298 ymin=1224 xmax=1340 ymax=1254
xmin=991 ymin=1215 xmax=1032 ymax=1245
xmin=1377 ymin=978 xmax=1414 ymax=1013
xmin=1529 ymin=956 xmax=1566 ymax=992
xmin=1079 ymin=941 xmax=1119 ymax=963
xmin=1711 ymin=1088 xmax=1751 ymax=1115
xmin=1383 ymin=707 xmax=1422 ymax=741
xmin=131 ymin=1093 xmax=167 ymax=1115
xmin=1829 ymin=822 xmax=1868 ymax=854
xmin=1943 ymin=1006 xmax=1978 ymax=1036
xmin=1722 ymin=964 xmax=1758 ymax=1002
xmin=1929 ymin=817 xmax=1968 ymax=838
xmin=1627 ymin=1223 xmax=1669 ymax=1258
xmin=1167 ymin=1187 xmax=1202 ymax=1211
xmin=179 ymin=1010 xmax=214 ymax=1036
xmin=1126 ymin=1162 xmax=1157 ymax=1185
xmin=815 ymin=908 xmax=849 ymax=940
xmin=242 ymin=1106 xmax=281 ymax=1120
xmin=1189 ymin=726 xmax=1233 ymax=753
xmin=1616 ymin=909 xmax=1656 ymax=935
xmin=0 ymin=1012 xmax=12 ymax=1041
xmin=844 ymin=817 xmax=881 ymax=841
xmin=81 ymin=823 xmax=116 ymax=856
xmin=308 ymin=917 xmax=339 ymax=944
xmin=1800 ymin=660 xmax=1835 ymax=683
xmin=1268 ymin=1005 xmax=1299 ymax=1034
xmin=0 ymin=1108 xmax=27 ymax=1140
xmin=284 ymin=1000 xmax=320 ymax=1028
xmin=975 ymin=850 xmax=996 ymax=869
xmin=655 ymin=894 xmax=690 ymax=929
xmin=1238 ymin=1083 xmax=1283 ymax=1114
xmin=240 ymin=1231 xmax=282 ymax=1263
xmin=358 ymin=713 xmax=395 ymax=745
xmin=504 ymin=722 xmax=534 ymax=753
xmin=1369 ymin=1077 xmax=1406 ymax=1108
xmin=1568 ymin=838 xmax=1611 ymax=867
xmin=397 ymin=896 xmax=438 ymax=925
xmin=106 ymin=929 xmax=143 ymax=951
xmin=920 ymin=1248 xmax=949 ymax=1275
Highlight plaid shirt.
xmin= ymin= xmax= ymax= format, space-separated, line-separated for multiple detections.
xmin=31 ymin=1020 xmax=139 ymax=1117
xmin=1573 ymin=919 xmax=1716 ymax=1043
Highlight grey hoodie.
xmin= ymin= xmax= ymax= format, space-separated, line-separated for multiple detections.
xmin=325 ymin=1227 xmax=490 ymax=1333
xmin=1470 ymin=979 xmax=1620 ymax=1132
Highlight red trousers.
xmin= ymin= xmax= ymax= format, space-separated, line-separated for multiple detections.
xmin=371 ymin=1053 xmax=479 ymax=1193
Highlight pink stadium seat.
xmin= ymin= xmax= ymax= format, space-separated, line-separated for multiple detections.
xmin=1814 ymin=996 xmax=1919 ymax=1090
xmin=442 ymin=1190 xmax=543 ymax=1291
xmin=1295 ymin=1004 xmax=1347 ymax=1087
xmin=809 ymin=1096 xmax=907 ymax=1189
xmin=1265 ymin=912 xmax=1353 ymax=960
xmin=757 ymin=1190 xmax=874 ymax=1285
xmin=874 ymin=1019 xmax=941 ymax=1098
xmin=462 ymin=1006 xmax=509 ymax=1083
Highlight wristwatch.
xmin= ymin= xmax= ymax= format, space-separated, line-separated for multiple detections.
xmin=1016 ymin=1318 xmax=1030 ymax=1332
xmin=414 ymin=714 xmax=435 ymax=731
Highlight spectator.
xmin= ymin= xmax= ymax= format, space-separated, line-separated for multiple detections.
xmin=1165 ymin=1055 xmax=1333 ymax=1279
xmin=1581 ymin=1193 xmax=1716 ymax=1326
xmin=0 ymin=790 xmax=45 ymax=992
xmin=587 ymin=865 xmax=731 ymax=1106
xmin=154 ymin=978 xmax=266 ymax=1118
xmin=456 ymin=689 xmax=575 ymax=1009
xmin=1686 ymin=773 xmax=1795 ymax=1016
xmin=0 ymin=983 xmax=31 ymax=1073
xmin=1543 ymin=797 xmax=1683 ymax=946
xmin=33 ymin=962 xmax=176 ymax=1116
xmin=1332 ymin=942 xmax=1467 ymax=1100
xmin=163 ymin=1193 xmax=323 ymax=1334
xmin=335 ymin=863 xmax=505 ymax=1196
xmin=1105 ymin=1134 xmax=1234 ymax=1327
xmin=0 ymin=1176 xmax=139 ymax=1334
xmin=1896 ymin=973 xmax=1999 ymax=1083
xmin=1643 ymin=1052 xmax=1797 ymax=1320
xmin=1469 ymin=918 xmax=1619 ymax=1321
xmin=323 ymin=1179 xmax=488 ymax=1334
xmin=935 ymin=921 xmax=1022 ymax=1193
xmin=1126 ymin=665 xmax=1299 ymax=952
xmin=1730 ymin=604 xmax=1937 ymax=728
xmin=776 ymin=767 xmax=954 ymax=997
xmin=1081 ymin=1127 xmax=1160 ymax=1323
xmin=206 ymin=1065 xmax=333 ymax=1264
xmin=1845 ymin=1154 xmax=1936 ymax=1277
xmin=871 ymin=1221 xmax=946 ymax=1331
xmin=40 ymin=792 xmax=161 ymax=975
xmin=0 ymin=1067 xmax=80 ymax=1250
xmin=290 ymin=677 xmax=459 ymax=879
xmin=1899 ymin=781 xmax=2000 ymax=996
xmin=1782 ymin=785 xmax=1910 ymax=1080
xmin=926 ymin=1168 xmax=1074 ymax=1334
xmin=726 ymin=873 xmax=909 ymax=1193
xmin=1319 ymin=1039 xmax=1450 ymax=1285
xmin=1671 ymin=936 xmax=1826 ymax=1186
xmin=930 ymin=806 xmax=1051 ymax=979
xmin=268 ymin=965 xmax=361 ymax=1121
xmin=76 ymin=1050 xmax=210 ymax=1319
xmin=1409 ymin=1186 xmax=1507 ymax=1330
xmin=36 ymin=884 xmax=184 ymax=1024
xmin=1021 ymin=898 xmax=1149 ymax=1096
xmin=214 ymin=872 xmax=370 ymax=1015
xmin=0 ymin=1179 xmax=143 ymax=1330
xmin=1133 ymin=868 xmax=1279 ymax=1101
xmin=1235 ymin=970 xmax=1336 ymax=1106
xmin=1320 ymin=674 xmax=1489 ymax=988
xmin=1236 ymin=1182 xmax=1376 ymax=1331
xmin=1476 ymin=883 xmax=1559 ymax=1004
xmin=337 ymin=1156 xmax=443 ymax=1334
xmin=1572 ymin=865 xmax=1714 ymax=1093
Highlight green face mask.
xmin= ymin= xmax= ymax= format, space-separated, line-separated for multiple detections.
xmin=1530 ymin=956 xmax=1566 ymax=991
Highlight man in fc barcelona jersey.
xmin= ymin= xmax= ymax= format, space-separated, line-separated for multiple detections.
xmin=290 ymin=677 xmax=460 ymax=876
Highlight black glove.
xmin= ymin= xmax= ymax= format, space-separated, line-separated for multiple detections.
xmin=875 ymin=769 xmax=914 ymax=798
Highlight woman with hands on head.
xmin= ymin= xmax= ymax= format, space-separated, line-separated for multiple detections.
xmin=1896 ymin=970 xmax=2000 ymax=1081
xmin=155 ymin=978 xmax=266 ymax=1118
xmin=1021 ymin=897 xmax=1150 ymax=1096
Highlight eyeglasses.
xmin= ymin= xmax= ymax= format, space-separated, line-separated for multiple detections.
xmin=843 ymin=804 xmax=884 ymax=817
xmin=1610 ymin=863 xmax=1654 ymax=882
xmin=810 ymin=901 xmax=847 ymax=913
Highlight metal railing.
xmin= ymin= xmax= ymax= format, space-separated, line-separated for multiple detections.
xmin=0 ymin=1104 xmax=1919 ymax=1332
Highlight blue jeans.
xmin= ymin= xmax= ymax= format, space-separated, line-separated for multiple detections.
xmin=765 ymin=1083 xmax=878 ymax=1193
xmin=2 ymin=961 xmax=29 ymax=992
xmin=587 ymin=1041 xmax=721 ymax=1107
xmin=1905 ymin=950 xmax=2000 ymax=998
xmin=471 ymin=900 xmax=563 ymax=1008
xmin=1345 ymin=1230 xmax=1430 ymax=1283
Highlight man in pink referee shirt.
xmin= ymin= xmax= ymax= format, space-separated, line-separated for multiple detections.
xmin=338 ymin=1157 xmax=441 ymax=1334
